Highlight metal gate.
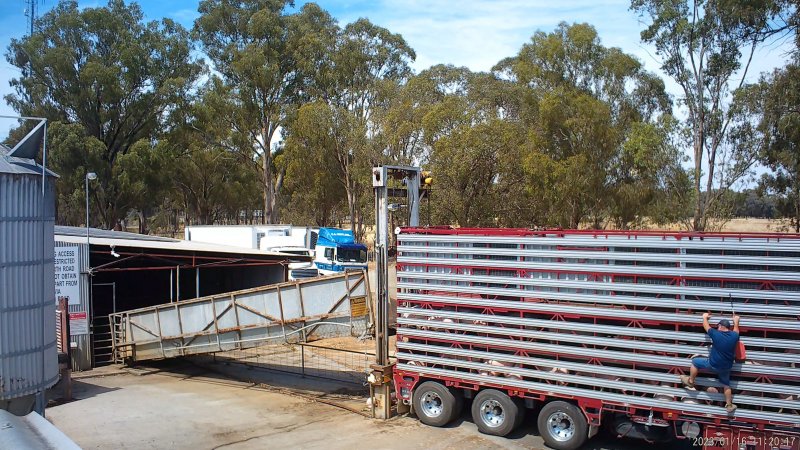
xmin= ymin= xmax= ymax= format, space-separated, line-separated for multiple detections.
xmin=111 ymin=271 xmax=370 ymax=363
xmin=91 ymin=282 xmax=116 ymax=366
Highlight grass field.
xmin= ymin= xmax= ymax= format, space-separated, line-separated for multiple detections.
xmin=714 ymin=218 xmax=792 ymax=233
xmin=639 ymin=218 xmax=793 ymax=233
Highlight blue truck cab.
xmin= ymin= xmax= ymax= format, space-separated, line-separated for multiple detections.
xmin=314 ymin=228 xmax=368 ymax=275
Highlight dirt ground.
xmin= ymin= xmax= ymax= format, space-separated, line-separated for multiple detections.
xmin=45 ymin=361 xmax=681 ymax=450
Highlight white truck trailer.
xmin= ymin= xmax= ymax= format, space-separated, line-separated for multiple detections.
xmin=184 ymin=225 xmax=318 ymax=280
xmin=394 ymin=227 xmax=800 ymax=450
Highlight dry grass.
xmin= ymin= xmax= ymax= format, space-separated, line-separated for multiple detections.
xmin=637 ymin=218 xmax=793 ymax=233
xmin=715 ymin=218 xmax=793 ymax=233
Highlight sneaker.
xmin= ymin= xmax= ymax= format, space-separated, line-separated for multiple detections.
xmin=680 ymin=375 xmax=695 ymax=388
xmin=725 ymin=403 xmax=737 ymax=413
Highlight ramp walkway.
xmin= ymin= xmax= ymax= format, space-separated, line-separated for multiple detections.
xmin=110 ymin=271 xmax=370 ymax=363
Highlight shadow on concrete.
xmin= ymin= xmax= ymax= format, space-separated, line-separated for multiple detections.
xmin=47 ymin=379 xmax=121 ymax=407
xmin=127 ymin=357 xmax=368 ymax=399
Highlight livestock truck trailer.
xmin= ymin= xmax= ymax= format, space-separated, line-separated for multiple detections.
xmin=393 ymin=228 xmax=800 ymax=450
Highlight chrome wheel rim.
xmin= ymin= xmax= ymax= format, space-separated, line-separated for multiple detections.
xmin=420 ymin=391 xmax=444 ymax=418
xmin=479 ymin=399 xmax=505 ymax=427
xmin=547 ymin=411 xmax=575 ymax=442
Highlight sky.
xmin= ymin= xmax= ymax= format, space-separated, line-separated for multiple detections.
xmin=0 ymin=0 xmax=794 ymax=139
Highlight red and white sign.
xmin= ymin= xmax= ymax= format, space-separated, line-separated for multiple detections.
xmin=69 ymin=311 xmax=89 ymax=336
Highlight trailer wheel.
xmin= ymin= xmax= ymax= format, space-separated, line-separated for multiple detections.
xmin=537 ymin=401 xmax=589 ymax=450
xmin=412 ymin=381 xmax=463 ymax=427
xmin=471 ymin=389 xmax=523 ymax=436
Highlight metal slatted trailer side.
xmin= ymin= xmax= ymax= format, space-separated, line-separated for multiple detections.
xmin=394 ymin=228 xmax=800 ymax=450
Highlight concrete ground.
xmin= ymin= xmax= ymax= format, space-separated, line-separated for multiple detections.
xmin=46 ymin=361 xmax=681 ymax=450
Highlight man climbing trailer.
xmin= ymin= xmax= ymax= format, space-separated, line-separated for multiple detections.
xmin=392 ymin=227 xmax=800 ymax=450
xmin=681 ymin=313 xmax=740 ymax=413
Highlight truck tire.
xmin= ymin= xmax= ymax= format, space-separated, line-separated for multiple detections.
xmin=412 ymin=381 xmax=463 ymax=427
xmin=537 ymin=401 xmax=589 ymax=450
xmin=471 ymin=389 xmax=523 ymax=436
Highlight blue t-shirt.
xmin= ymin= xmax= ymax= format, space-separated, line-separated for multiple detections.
xmin=708 ymin=328 xmax=739 ymax=371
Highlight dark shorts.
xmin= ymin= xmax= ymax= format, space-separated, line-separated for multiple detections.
xmin=692 ymin=357 xmax=731 ymax=387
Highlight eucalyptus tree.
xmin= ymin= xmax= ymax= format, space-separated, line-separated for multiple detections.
xmin=328 ymin=19 xmax=415 ymax=236
xmin=631 ymin=0 xmax=794 ymax=230
xmin=5 ymin=0 xmax=200 ymax=228
xmin=195 ymin=0 xmax=338 ymax=223
xmin=278 ymin=101 xmax=348 ymax=227
xmin=739 ymin=62 xmax=800 ymax=231
xmin=497 ymin=22 xmax=681 ymax=229
xmin=159 ymin=79 xmax=264 ymax=226
xmin=382 ymin=65 xmax=532 ymax=227
xmin=280 ymin=18 xmax=415 ymax=236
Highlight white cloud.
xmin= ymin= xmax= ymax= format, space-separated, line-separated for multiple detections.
xmin=322 ymin=0 xmax=792 ymax=89
xmin=327 ymin=0 xmax=643 ymax=72
xmin=168 ymin=8 xmax=200 ymax=24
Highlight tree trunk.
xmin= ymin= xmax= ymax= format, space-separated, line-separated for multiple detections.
xmin=690 ymin=33 xmax=707 ymax=232
xmin=347 ymin=189 xmax=357 ymax=233
xmin=569 ymin=202 xmax=581 ymax=229
xmin=691 ymin=121 xmax=705 ymax=231
xmin=138 ymin=210 xmax=148 ymax=235
xmin=271 ymin=170 xmax=284 ymax=224
xmin=794 ymin=181 xmax=800 ymax=233
xmin=344 ymin=168 xmax=357 ymax=233
xmin=263 ymin=155 xmax=272 ymax=224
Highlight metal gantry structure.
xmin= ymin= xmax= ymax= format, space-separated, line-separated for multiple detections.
xmin=371 ymin=165 xmax=421 ymax=419
xmin=394 ymin=228 xmax=800 ymax=446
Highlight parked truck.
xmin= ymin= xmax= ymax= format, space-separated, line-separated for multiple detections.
xmin=184 ymin=225 xmax=368 ymax=279
xmin=313 ymin=227 xmax=368 ymax=276
xmin=393 ymin=227 xmax=800 ymax=450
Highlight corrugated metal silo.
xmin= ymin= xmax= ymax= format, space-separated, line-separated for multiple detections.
xmin=0 ymin=129 xmax=59 ymax=415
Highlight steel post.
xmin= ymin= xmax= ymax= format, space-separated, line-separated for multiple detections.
xmin=370 ymin=165 xmax=422 ymax=420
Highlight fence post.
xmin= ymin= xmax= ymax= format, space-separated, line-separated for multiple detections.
xmin=56 ymin=298 xmax=72 ymax=401
xmin=301 ymin=344 xmax=306 ymax=378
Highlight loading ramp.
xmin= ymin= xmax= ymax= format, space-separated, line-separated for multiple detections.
xmin=110 ymin=271 xmax=370 ymax=363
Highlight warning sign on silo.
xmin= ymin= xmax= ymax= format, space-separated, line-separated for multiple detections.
xmin=55 ymin=245 xmax=81 ymax=305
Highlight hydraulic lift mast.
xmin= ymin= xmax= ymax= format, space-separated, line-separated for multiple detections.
xmin=370 ymin=165 xmax=420 ymax=419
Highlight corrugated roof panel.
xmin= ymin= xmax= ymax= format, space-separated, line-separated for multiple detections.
xmin=54 ymin=226 xmax=300 ymax=259
xmin=54 ymin=226 xmax=177 ymax=242
xmin=0 ymin=144 xmax=58 ymax=177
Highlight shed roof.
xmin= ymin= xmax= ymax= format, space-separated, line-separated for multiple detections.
xmin=0 ymin=144 xmax=58 ymax=176
xmin=55 ymin=226 xmax=303 ymax=260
